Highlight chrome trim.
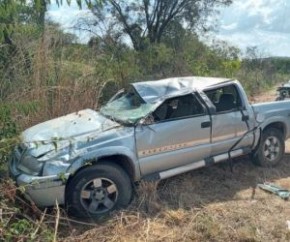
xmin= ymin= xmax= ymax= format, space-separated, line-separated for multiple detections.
xmin=157 ymin=148 xmax=247 ymax=180
xmin=159 ymin=160 xmax=206 ymax=179
xmin=214 ymin=149 xmax=244 ymax=163
xmin=230 ymin=149 xmax=244 ymax=157
xmin=214 ymin=153 xmax=229 ymax=163
xmin=16 ymin=173 xmax=70 ymax=185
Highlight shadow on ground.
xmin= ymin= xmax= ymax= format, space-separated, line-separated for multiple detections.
xmin=142 ymin=152 xmax=290 ymax=211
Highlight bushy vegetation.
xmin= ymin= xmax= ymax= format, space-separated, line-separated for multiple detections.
xmin=1 ymin=0 xmax=290 ymax=241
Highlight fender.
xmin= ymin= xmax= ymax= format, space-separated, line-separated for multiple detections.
xmin=260 ymin=115 xmax=290 ymax=139
xmin=66 ymin=146 xmax=141 ymax=180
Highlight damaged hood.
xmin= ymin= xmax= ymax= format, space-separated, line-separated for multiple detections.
xmin=22 ymin=109 xmax=120 ymax=156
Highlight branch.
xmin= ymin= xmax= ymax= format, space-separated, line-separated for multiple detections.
xmin=143 ymin=0 xmax=151 ymax=28
xmin=156 ymin=0 xmax=187 ymax=42
xmin=53 ymin=200 xmax=60 ymax=242
xmin=109 ymin=0 xmax=140 ymax=50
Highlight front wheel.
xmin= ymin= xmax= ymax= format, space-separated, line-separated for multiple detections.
xmin=252 ymin=128 xmax=285 ymax=167
xmin=66 ymin=162 xmax=132 ymax=218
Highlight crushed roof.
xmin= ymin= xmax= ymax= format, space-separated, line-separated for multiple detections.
xmin=131 ymin=76 xmax=233 ymax=103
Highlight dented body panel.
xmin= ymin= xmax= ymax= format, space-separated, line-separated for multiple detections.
xmin=9 ymin=109 xmax=139 ymax=205
xmin=252 ymin=101 xmax=290 ymax=139
xmin=9 ymin=76 xmax=290 ymax=207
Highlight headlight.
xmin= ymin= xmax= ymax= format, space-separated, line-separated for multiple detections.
xmin=17 ymin=155 xmax=43 ymax=176
xmin=42 ymin=160 xmax=70 ymax=176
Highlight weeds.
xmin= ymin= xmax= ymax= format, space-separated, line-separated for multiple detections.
xmin=2 ymin=155 xmax=290 ymax=241
xmin=1 ymin=17 xmax=290 ymax=241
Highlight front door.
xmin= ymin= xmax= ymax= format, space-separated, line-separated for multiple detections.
xmin=135 ymin=94 xmax=212 ymax=176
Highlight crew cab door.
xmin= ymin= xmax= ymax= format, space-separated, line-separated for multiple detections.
xmin=135 ymin=94 xmax=211 ymax=177
xmin=204 ymin=84 xmax=254 ymax=155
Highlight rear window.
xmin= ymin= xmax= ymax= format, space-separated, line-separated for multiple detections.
xmin=204 ymin=85 xmax=242 ymax=112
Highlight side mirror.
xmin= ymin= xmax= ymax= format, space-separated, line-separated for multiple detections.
xmin=139 ymin=114 xmax=155 ymax=125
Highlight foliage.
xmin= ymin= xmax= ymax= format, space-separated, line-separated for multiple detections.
xmin=0 ymin=0 xmax=44 ymax=44
xmin=0 ymin=180 xmax=54 ymax=241
xmin=90 ymin=0 xmax=232 ymax=51
xmin=0 ymin=105 xmax=18 ymax=139
xmin=0 ymin=1 xmax=290 ymax=241
xmin=0 ymin=105 xmax=18 ymax=164
xmin=0 ymin=101 xmax=41 ymax=167
xmin=237 ymin=46 xmax=288 ymax=95
xmin=267 ymin=57 xmax=290 ymax=74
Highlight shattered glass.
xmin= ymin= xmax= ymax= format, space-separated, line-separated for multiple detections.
xmin=100 ymin=87 xmax=157 ymax=124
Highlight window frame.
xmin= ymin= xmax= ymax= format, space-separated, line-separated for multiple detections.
xmin=151 ymin=93 xmax=208 ymax=123
xmin=203 ymin=84 xmax=243 ymax=114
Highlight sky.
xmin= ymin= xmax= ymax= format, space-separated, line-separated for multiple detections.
xmin=47 ymin=0 xmax=290 ymax=57
xmin=215 ymin=0 xmax=290 ymax=57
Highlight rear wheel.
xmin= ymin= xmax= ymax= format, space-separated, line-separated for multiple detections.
xmin=252 ymin=128 xmax=285 ymax=167
xmin=66 ymin=162 xmax=132 ymax=218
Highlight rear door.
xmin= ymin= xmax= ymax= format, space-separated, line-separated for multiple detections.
xmin=135 ymin=94 xmax=212 ymax=176
xmin=204 ymin=84 xmax=254 ymax=155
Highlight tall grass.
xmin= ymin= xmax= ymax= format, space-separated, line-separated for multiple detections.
xmin=1 ymin=25 xmax=290 ymax=241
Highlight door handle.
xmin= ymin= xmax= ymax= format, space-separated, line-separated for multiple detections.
xmin=201 ymin=121 xmax=211 ymax=128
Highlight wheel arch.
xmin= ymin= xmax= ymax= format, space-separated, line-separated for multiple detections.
xmin=66 ymin=151 xmax=138 ymax=194
xmin=95 ymin=154 xmax=136 ymax=181
xmin=262 ymin=121 xmax=286 ymax=139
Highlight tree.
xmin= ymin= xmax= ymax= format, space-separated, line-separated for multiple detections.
xmin=0 ymin=0 xmax=89 ymax=46
xmin=90 ymin=0 xmax=232 ymax=51
xmin=239 ymin=46 xmax=275 ymax=94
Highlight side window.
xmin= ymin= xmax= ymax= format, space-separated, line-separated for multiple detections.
xmin=204 ymin=85 xmax=242 ymax=113
xmin=153 ymin=94 xmax=205 ymax=121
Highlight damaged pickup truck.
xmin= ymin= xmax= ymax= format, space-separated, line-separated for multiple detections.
xmin=9 ymin=76 xmax=290 ymax=218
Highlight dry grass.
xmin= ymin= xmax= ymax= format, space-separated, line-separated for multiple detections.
xmin=58 ymin=148 xmax=290 ymax=242
xmin=6 ymin=154 xmax=290 ymax=241
xmin=1 ymin=30 xmax=110 ymax=131
xmin=2 ymin=80 xmax=290 ymax=241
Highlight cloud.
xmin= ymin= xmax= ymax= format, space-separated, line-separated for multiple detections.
xmin=215 ymin=29 xmax=290 ymax=57
xmin=221 ymin=23 xmax=237 ymax=31
xmin=46 ymin=2 xmax=92 ymax=28
xmin=46 ymin=0 xmax=290 ymax=56
xmin=46 ymin=2 xmax=95 ymax=42
xmin=216 ymin=0 xmax=290 ymax=56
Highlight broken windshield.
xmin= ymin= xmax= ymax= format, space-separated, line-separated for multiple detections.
xmin=100 ymin=86 xmax=157 ymax=124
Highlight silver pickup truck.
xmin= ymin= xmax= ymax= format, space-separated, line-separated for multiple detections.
xmin=9 ymin=76 xmax=290 ymax=218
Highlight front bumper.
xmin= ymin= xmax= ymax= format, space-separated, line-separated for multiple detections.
xmin=9 ymin=153 xmax=69 ymax=207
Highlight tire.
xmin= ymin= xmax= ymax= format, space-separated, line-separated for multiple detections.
xmin=252 ymin=128 xmax=285 ymax=167
xmin=66 ymin=162 xmax=132 ymax=218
